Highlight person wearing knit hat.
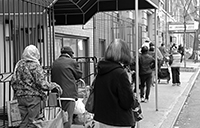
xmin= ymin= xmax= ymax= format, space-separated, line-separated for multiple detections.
xmin=61 ymin=46 xmax=74 ymax=58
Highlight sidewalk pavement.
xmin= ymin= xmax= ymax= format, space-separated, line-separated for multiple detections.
xmin=72 ymin=59 xmax=200 ymax=128
xmin=139 ymin=60 xmax=200 ymax=128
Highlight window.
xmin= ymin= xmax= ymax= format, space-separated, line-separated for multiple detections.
xmin=54 ymin=34 xmax=92 ymax=85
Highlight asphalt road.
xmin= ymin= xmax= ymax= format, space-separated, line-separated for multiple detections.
xmin=173 ymin=72 xmax=200 ymax=128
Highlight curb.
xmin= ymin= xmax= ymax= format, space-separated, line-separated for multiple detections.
xmin=160 ymin=66 xmax=200 ymax=128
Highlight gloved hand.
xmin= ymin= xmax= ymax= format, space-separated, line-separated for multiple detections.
xmin=49 ymin=82 xmax=63 ymax=96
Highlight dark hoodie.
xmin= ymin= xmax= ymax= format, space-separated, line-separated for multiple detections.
xmin=93 ymin=60 xmax=135 ymax=127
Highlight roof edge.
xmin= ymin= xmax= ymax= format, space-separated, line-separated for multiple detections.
xmin=145 ymin=0 xmax=159 ymax=9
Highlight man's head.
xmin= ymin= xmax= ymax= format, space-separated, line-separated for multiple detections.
xmin=61 ymin=46 xmax=74 ymax=57
xmin=142 ymin=37 xmax=151 ymax=49
xmin=141 ymin=46 xmax=149 ymax=54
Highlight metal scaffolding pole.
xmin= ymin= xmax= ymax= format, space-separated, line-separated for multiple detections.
xmin=135 ymin=0 xmax=140 ymax=128
xmin=155 ymin=9 xmax=158 ymax=111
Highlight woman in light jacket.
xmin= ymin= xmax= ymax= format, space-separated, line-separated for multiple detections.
xmin=170 ymin=47 xmax=182 ymax=86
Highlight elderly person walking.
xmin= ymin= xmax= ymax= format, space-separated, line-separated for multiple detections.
xmin=11 ymin=45 xmax=61 ymax=128
xmin=51 ymin=46 xmax=82 ymax=128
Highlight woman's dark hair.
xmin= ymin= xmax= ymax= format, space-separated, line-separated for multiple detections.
xmin=104 ymin=39 xmax=131 ymax=65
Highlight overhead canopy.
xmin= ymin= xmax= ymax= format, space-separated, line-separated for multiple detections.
xmin=54 ymin=0 xmax=159 ymax=25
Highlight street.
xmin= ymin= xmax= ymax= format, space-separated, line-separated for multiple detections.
xmin=173 ymin=72 xmax=200 ymax=128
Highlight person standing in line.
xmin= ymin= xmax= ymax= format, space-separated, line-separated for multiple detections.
xmin=93 ymin=39 xmax=136 ymax=128
xmin=178 ymin=44 xmax=184 ymax=63
xmin=170 ymin=46 xmax=182 ymax=86
xmin=141 ymin=38 xmax=163 ymax=61
xmin=11 ymin=45 xmax=62 ymax=128
xmin=194 ymin=50 xmax=198 ymax=63
xmin=139 ymin=46 xmax=155 ymax=103
xmin=159 ymin=43 xmax=169 ymax=62
xmin=51 ymin=46 xmax=82 ymax=128
xmin=148 ymin=43 xmax=156 ymax=87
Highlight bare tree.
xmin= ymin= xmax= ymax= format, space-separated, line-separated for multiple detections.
xmin=178 ymin=0 xmax=197 ymax=67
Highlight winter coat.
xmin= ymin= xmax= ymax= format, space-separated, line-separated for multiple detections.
xmin=93 ymin=60 xmax=135 ymax=127
xmin=139 ymin=53 xmax=155 ymax=75
xmin=170 ymin=52 xmax=182 ymax=67
xmin=51 ymin=54 xmax=82 ymax=100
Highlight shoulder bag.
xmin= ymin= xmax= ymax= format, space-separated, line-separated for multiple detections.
xmin=85 ymin=77 xmax=95 ymax=113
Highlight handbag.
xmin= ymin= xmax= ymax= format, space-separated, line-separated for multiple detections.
xmin=85 ymin=78 xmax=95 ymax=113
xmin=132 ymin=98 xmax=143 ymax=122
xmin=85 ymin=87 xmax=94 ymax=113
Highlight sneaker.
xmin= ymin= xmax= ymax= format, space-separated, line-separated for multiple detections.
xmin=177 ymin=83 xmax=181 ymax=86
xmin=141 ymin=98 xmax=145 ymax=102
xmin=172 ymin=83 xmax=176 ymax=86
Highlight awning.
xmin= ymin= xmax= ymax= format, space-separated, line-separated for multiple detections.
xmin=54 ymin=0 xmax=159 ymax=25
xmin=0 ymin=0 xmax=57 ymax=14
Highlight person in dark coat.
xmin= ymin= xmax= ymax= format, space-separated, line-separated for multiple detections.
xmin=51 ymin=46 xmax=82 ymax=128
xmin=178 ymin=44 xmax=184 ymax=62
xmin=139 ymin=46 xmax=155 ymax=103
xmin=93 ymin=39 xmax=136 ymax=128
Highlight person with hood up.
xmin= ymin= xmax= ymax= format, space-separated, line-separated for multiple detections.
xmin=11 ymin=45 xmax=62 ymax=128
xmin=93 ymin=39 xmax=136 ymax=128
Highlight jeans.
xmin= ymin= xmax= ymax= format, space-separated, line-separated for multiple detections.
xmin=139 ymin=73 xmax=152 ymax=100
xmin=61 ymin=100 xmax=75 ymax=128
xmin=17 ymin=96 xmax=44 ymax=128
xmin=171 ymin=67 xmax=180 ymax=84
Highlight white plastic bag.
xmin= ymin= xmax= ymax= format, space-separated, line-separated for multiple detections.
xmin=74 ymin=98 xmax=86 ymax=114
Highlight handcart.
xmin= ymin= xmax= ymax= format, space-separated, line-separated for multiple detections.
xmin=33 ymin=86 xmax=68 ymax=128
xmin=158 ymin=66 xmax=170 ymax=83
